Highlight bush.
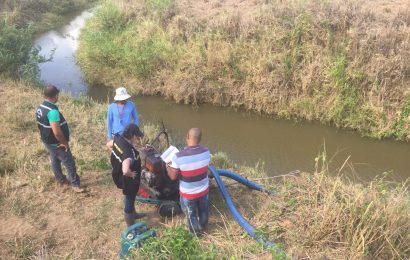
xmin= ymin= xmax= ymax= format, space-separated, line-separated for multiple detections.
xmin=135 ymin=226 xmax=216 ymax=259
xmin=0 ymin=19 xmax=35 ymax=78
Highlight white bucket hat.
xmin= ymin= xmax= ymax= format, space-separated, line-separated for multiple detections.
xmin=114 ymin=87 xmax=131 ymax=101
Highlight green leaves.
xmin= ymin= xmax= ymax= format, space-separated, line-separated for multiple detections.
xmin=0 ymin=20 xmax=33 ymax=76
xmin=137 ymin=226 xmax=216 ymax=260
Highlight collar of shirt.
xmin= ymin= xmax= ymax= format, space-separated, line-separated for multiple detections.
xmin=44 ymin=99 xmax=58 ymax=108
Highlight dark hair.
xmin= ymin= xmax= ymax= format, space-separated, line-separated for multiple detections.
xmin=44 ymin=85 xmax=60 ymax=98
xmin=123 ymin=124 xmax=144 ymax=139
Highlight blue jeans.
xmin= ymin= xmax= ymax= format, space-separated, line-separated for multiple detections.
xmin=180 ymin=194 xmax=209 ymax=233
xmin=124 ymin=194 xmax=136 ymax=213
xmin=43 ymin=143 xmax=80 ymax=186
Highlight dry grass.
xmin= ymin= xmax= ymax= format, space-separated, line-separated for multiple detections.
xmin=0 ymin=80 xmax=272 ymax=259
xmin=77 ymin=0 xmax=410 ymax=141
xmin=0 ymin=80 xmax=408 ymax=259
xmin=255 ymin=173 xmax=410 ymax=259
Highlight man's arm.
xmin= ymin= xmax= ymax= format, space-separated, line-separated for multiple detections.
xmin=166 ymin=164 xmax=179 ymax=180
xmin=48 ymin=109 xmax=69 ymax=151
xmin=122 ymin=158 xmax=137 ymax=178
xmin=50 ymin=122 xmax=69 ymax=151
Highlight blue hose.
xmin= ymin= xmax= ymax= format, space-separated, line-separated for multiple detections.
xmin=216 ymin=169 xmax=276 ymax=195
xmin=208 ymin=166 xmax=285 ymax=255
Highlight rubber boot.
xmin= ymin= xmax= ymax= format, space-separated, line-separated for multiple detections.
xmin=124 ymin=212 xmax=135 ymax=227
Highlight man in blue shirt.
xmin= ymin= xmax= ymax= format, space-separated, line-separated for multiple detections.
xmin=107 ymin=87 xmax=139 ymax=143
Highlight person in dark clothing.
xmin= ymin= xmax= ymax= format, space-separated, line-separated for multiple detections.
xmin=110 ymin=124 xmax=146 ymax=226
xmin=35 ymin=85 xmax=84 ymax=193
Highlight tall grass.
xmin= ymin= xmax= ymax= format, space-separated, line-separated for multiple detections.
xmin=77 ymin=0 xmax=177 ymax=83
xmin=78 ymin=0 xmax=410 ymax=141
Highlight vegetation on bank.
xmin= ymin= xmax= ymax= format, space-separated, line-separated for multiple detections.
xmin=77 ymin=0 xmax=410 ymax=141
xmin=0 ymin=80 xmax=408 ymax=259
xmin=0 ymin=0 xmax=97 ymax=33
xmin=0 ymin=0 xmax=97 ymax=79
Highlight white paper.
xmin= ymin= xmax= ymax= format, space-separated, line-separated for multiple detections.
xmin=160 ymin=145 xmax=179 ymax=164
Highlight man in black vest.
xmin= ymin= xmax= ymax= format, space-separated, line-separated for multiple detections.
xmin=36 ymin=85 xmax=84 ymax=193
xmin=110 ymin=124 xmax=146 ymax=226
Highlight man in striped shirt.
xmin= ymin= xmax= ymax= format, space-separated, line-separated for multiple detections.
xmin=166 ymin=128 xmax=211 ymax=234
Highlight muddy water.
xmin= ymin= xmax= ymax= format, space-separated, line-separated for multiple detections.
xmin=34 ymin=10 xmax=93 ymax=96
xmin=35 ymin=11 xmax=410 ymax=182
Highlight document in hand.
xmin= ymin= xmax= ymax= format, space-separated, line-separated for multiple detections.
xmin=160 ymin=145 xmax=179 ymax=164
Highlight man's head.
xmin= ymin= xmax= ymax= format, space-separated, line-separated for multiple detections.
xmin=123 ymin=124 xmax=144 ymax=144
xmin=44 ymin=85 xmax=60 ymax=103
xmin=186 ymin=128 xmax=202 ymax=146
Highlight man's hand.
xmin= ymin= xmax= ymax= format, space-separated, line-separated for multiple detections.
xmin=122 ymin=159 xmax=137 ymax=179
xmin=166 ymin=164 xmax=179 ymax=181
xmin=50 ymin=122 xmax=69 ymax=152
xmin=106 ymin=139 xmax=113 ymax=150
xmin=125 ymin=170 xmax=137 ymax=179
xmin=58 ymin=143 xmax=69 ymax=152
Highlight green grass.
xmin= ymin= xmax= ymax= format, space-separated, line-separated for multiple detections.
xmin=328 ymin=54 xmax=360 ymax=126
xmin=133 ymin=226 xmax=216 ymax=260
xmin=77 ymin=157 xmax=111 ymax=171
xmin=78 ymin=0 xmax=177 ymax=82
xmin=392 ymin=93 xmax=410 ymax=140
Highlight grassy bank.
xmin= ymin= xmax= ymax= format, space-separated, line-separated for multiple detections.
xmin=0 ymin=0 xmax=97 ymax=33
xmin=77 ymin=0 xmax=410 ymax=141
xmin=0 ymin=80 xmax=408 ymax=259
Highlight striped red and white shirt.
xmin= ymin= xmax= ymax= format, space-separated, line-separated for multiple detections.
xmin=170 ymin=145 xmax=211 ymax=199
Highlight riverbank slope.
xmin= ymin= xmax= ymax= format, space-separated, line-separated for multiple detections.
xmin=77 ymin=0 xmax=410 ymax=141
xmin=0 ymin=80 xmax=408 ymax=259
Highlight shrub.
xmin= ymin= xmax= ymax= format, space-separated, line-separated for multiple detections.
xmin=0 ymin=19 xmax=37 ymax=78
xmin=136 ymin=226 xmax=216 ymax=259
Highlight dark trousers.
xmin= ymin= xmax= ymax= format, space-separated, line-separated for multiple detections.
xmin=124 ymin=194 xmax=136 ymax=213
xmin=43 ymin=143 xmax=80 ymax=186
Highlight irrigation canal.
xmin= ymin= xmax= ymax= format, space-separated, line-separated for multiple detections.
xmin=34 ymin=10 xmax=410 ymax=182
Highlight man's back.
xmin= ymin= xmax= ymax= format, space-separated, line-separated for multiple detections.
xmin=171 ymin=145 xmax=211 ymax=199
